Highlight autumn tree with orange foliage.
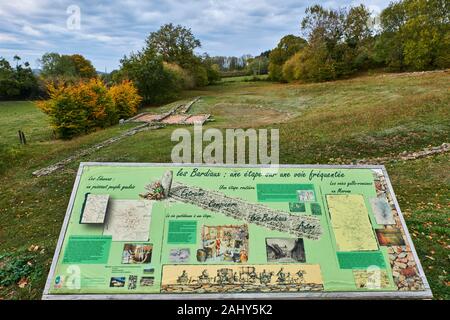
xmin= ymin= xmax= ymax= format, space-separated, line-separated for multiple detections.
xmin=109 ymin=80 xmax=142 ymax=120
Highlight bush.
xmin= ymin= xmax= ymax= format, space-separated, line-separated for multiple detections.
xmin=282 ymin=52 xmax=302 ymax=82
xmin=282 ymin=43 xmax=337 ymax=83
xmin=117 ymin=51 xmax=181 ymax=104
xmin=0 ymin=57 xmax=39 ymax=100
xmin=268 ymin=35 xmax=308 ymax=81
xmin=37 ymin=79 xmax=141 ymax=139
xmin=268 ymin=63 xmax=285 ymax=82
xmin=163 ymin=62 xmax=196 ymax=89
xmin=188 ymin=63 xmax=209 ymax=87
xmin=205 ymin=63 xmax=221 ymax=84
xmin=377 ymin=0 xmax=450 ymax=71
xmin=37 ymin=79 xmax=115 ymax=138
xmin=109 ymin=80 xmax=142 ymax=119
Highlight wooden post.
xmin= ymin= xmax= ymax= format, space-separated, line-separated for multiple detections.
xmin=18 ymin=130 xmax=27 ymax=144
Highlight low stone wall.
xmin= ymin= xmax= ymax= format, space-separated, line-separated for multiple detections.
xmin=180 ymin=97 xmax=201 ymax=113
xmin=32 ymin=123 xmax=164 ymax=177
xmin=129 ymin=97 xmax=208 ymax=125
xmin=329 ymin=143 xmax=449 ymax=165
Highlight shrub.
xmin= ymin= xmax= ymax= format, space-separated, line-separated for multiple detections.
xmin=163 ymin=62 xmax=196 ymax=89
xmin=281 ymin=44 xmax=337 ymax=83
xmin=109 ymin=80 xmax=142 ymax=119
xmin=38 ymin=78 xmax=143 ymax=138
xmin=188 ymin=63 xmax=209 ymax=87
xmin=37 ymin=79 xmax=117 ymax=139
xmin=282 ymin=52 xmax=302 ymax=82
xmin=117 ymin=50 xmax=181 ymax=104
xmin=205 ymin=63 xmax=221 ymax=84
xmin=268 ymin=63 xmax=285 ymax=82
xmin=268 ymin=35 xmax=307 ymax=81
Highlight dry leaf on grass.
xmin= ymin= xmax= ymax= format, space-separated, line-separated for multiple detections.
xmin=17 ymin=278 xmax=28 ymax=288
xmin=28 ymin=245 xmax=40 ymax=252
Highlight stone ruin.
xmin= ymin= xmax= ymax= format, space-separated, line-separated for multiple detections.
xmin=127 ymin=97 xmax=212 ymax=125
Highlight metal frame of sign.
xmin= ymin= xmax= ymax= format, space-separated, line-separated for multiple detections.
xmin=42 ymin=163 xmax=433 ymax=300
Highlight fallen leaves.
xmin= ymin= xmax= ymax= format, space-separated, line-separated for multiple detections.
xmin=17 ymin=278 xmax=28 ymax=288
xmin=28 ymin=245 xmax=40 ymax=252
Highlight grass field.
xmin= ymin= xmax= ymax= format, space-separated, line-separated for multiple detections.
xmin=219 ymin=74 xmax=269 ymax=83
xmin=0 ymin=71 xmax=448 ymax=299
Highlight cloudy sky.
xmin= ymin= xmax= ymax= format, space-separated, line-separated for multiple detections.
xmin=0 ymin=0 xmax=390 ymax=71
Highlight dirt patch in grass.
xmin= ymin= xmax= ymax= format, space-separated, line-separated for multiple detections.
xmin=161 ymin=114 xmax=190 ymax=124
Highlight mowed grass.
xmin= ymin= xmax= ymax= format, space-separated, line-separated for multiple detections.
xmin=0 ymin=101 xmax=137 ymax=175
xmin=0 ymin=71 xmax=449 ymax=299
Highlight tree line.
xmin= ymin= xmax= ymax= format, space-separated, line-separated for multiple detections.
xmin=0 ymin=23 xmax=222 ymax=103
xmin=1 ymin=0 xmax=448 ymax=102
xmin=207 ymin=54 xmax=269 ymax=77
xmin=268 ymin=0 xmax=449 ymax=82
xmin=0 ymin=0 xmax=448 ymax=108
xmin=0 ymin=56 xmax=40 ymax=100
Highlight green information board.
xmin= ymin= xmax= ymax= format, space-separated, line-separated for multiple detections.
xmin=43 ymin=163 xmax=432 ymax=299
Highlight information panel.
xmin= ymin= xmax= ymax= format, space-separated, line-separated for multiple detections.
xmin=43 ymin=163 xmax=432 ymax=299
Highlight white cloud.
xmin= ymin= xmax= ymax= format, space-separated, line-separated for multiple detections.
xmin=0 ymin=0 xmax=392 ymax=70
xmin=0 ymin=33 xmax=22 ymax=43
xmin=77 ymin=33 xmax=115 ymax=43
xmin=22 ymin=25 xmax=42 ymax=36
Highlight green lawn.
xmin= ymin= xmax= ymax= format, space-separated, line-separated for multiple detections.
xmin=0 ymin=71 xmax=448 ymax=299
xmin=219 ymin=74 xmax=269 ymax=83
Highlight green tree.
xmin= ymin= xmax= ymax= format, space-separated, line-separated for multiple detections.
xmin=247 ymin=56 xmax=269 ymax=75
xmin=402 ymin=0 xmax=449 ymax=70
xmin=146 ymin=23 xmax=201 ymax=68
xmin=200 ymin=53 xmax=221 ymax=83
xmin=39 ymin=53 xmax=97 ymax=80
xmin=285 ymin=4 xmax=374 ymax=83
xmin=0 ymin=58 xmax=19 ymax=99
xmin=0 ymin=56 xmax=38 ymax=100
xmin=70 ymin=54 xmax=97 ymax=78
xmin=377 ymin=0 xmax=449 ymax=70
xmin=145 ymin=23 xmax=211 ymax=87
xmin=39 ymin=53 xmax=76 ymax=79
xmin=117 ymin=49 xmax=181 ymax=104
